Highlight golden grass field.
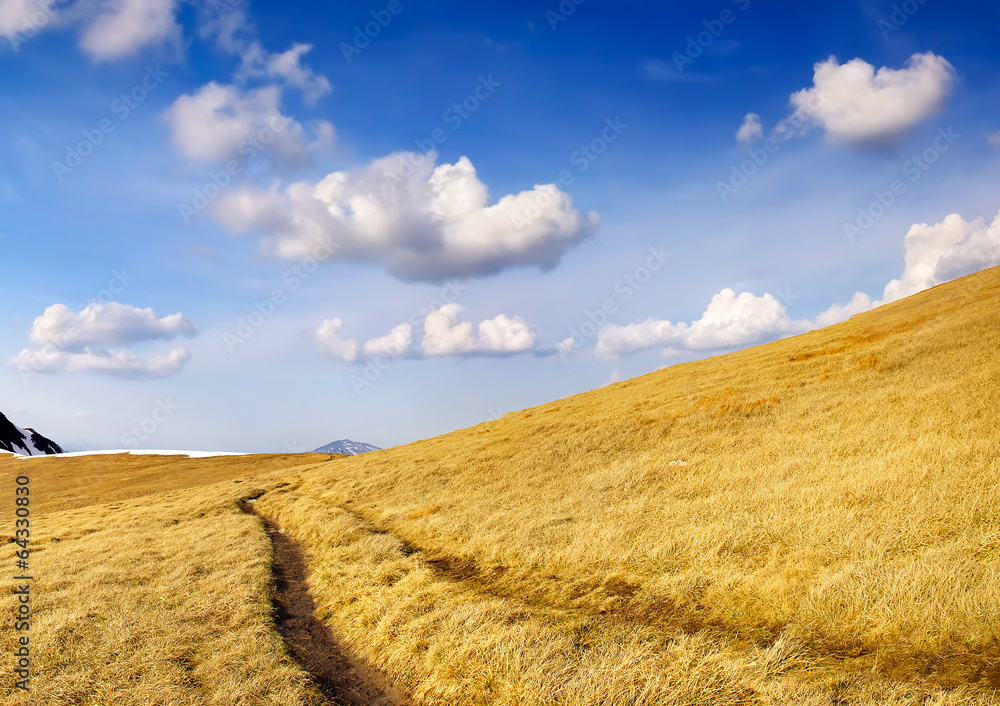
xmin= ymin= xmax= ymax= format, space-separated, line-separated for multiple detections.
xmin=3 ymin=265 xmax=1000 ymax=704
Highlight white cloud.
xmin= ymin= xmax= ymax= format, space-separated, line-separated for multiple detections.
xmin=362 ymin=324 xmax=413 ymax=359
xmin=881 ymin=210 xmax=1000 ymax=303
xmin=9 ymin=346 xmax=190 ymax=380
xmin=602 ymin=369 xmax=622 ymax=386
xmin=163 ymin=82 xmax=330 ymax=163
xmin=317 ymin=307 xmax=536 ymax=362
xmin=238 ymin=42 xmax=332 ymax=104
xmin=813 ymin=292 xmax=873 ymax=328
xmin=0 ymin=0 xmax=57 ymax=40
xmin=788 ymin=52 xmax=955 ymax=146
xmin=314 ymin=318 xmax=360 ymax=363
xmin=816 ymin=209 xmax=1000 ymax=327
xmin=736 ymin=113 xmax=763 ymax=144
xmin=29 ymin=302 xmax=197 ymax=348
xmin=79 ymin=0 xmax=182 ymax=60
xmin=986 ymin=131 xmax=1000 ymax=148
xmin=212 ymin=151 xmax=598 ymax=281
xmin=8 ymin=302 xmax=196 ymax=380
xmin=596 ymin=290 xmax=806 ymax=360
xmin=315 ymin=319 xmax=414 ymax=363
xmin=422 ymin=304 xmax=539 ymax=356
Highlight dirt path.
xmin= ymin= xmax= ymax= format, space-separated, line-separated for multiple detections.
xmin=240 ymin=499 xmax=410 ymax=706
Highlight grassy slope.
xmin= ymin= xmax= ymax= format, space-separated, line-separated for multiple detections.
xmin=254 ymin=265 xmax=1000 ymax=704
xmin=2 ymin=266 xmax=999 ymax=704
xmin=0 ymin=455 xmax=332 ymax=705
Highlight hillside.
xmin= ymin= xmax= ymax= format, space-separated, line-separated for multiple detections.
xmin=3 ymin=265 xmax=999 ymax=705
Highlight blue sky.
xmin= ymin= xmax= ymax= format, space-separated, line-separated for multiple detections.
xmin=2 ymin=0 xmax=999 ymax=452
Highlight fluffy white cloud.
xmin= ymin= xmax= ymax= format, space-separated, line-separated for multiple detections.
xmin=238 ymin=42 xmax=332 ymax=104
xmin=596 ymin=290 xmax=806 ymax=360
xmin=362 ymin=324 xmax=413 ymax=359
xmin=9 ymin=347 xmax=190 ymax=380
xmin=736 ymin=113 xmax=763 ymax=144
xmin=212 ymin=151 xmax=598 ymax=281
xmin=422 ymin=304 xmax=538 ymax=356
xmin=163 ymin=82 xmax=330 ymax=163
xmin=8 ymin=302 xmax=196 ymax=379
xmin=317 ymin=306 xmax=536 ymax=362
xmin=29 ymin=302 xmax=197 ymax=348
xmin=813 ymin=292 xmax=873 ymax=328
xmin=788 ymin=52 xmax=955 ymax=146
xmin=315 ymin=318 xmax=413 ymax=363
xmin=816 ymin=209 xmax=1000 ymax=326
xmin=881 ymin=210 xmax=1000 ymax=303
xmin=79 ymin=0 xmax=182 ymax=60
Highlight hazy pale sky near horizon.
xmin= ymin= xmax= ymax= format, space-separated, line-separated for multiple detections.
xmin=2 ymin=0 xmax=999 ymax=452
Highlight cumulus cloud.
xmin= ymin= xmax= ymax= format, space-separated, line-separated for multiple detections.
xmin=212 ymin=151 xmax=598 ymax=281
xmin=422 ymin=304 xmax=539 ymax=356
xmin=815 ymin=209 xmax=1000 ymax=325
xmin=29 ymin=302 xmax=197 ymax=348
xmin=315 ymin=318 xmax=413 ymax=363
xmin=9 ymin=302 xmax=196 ymax=379
xmin=238 ymin=42 xmax=332 ymax=104
xmin=9 ymin=347 xmax=190 ymax=380
xmin=787 ymin=52 xmax=955 ymax=146
xmin=813 ymin=292 xmax=873 ymax=328
xmin=163 ymin=82 xmax=331 ymax=163
xmin=79 ymin=0 xmax=182 ymax=60
xmin=596 ymin=290 xmax=806 ymax=360
xmin=736 ymin=113 xmax=763 ymax=144
xmin=316 ymin=306 xmax=537 ymax=362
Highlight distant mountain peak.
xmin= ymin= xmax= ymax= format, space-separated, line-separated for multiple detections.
xmin=312 ymin=439 xmax=382 ymax=455
xmin=0 ymin=412 xmax=63 ymax=456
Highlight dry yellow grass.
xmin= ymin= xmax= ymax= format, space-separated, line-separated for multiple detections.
xmin=3 ymin=266 xmax=1000 ymax=704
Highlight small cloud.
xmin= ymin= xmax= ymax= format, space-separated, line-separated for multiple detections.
xmin=596 ymin=290 xmax=807 ymax=360
xmin=29 ymin=302 xmax=197 ymax=348
xmin=79 ymin=0 xmax=183 ymax=61
xmin=236 ymin=42 xmax=332 ymax=104
xmin=736 ymin=113 xmax=763 ymax=145
xmin=986 ymin=131 xmax=1000 ymax=147
xmin=423 ymin=305 xmax=539 ymax=357
xmin=8 ymin=302 xmax=196 ymax=380
xmin=785 ymin=52 xmax=956 ymax=148
xmin=602 ymin=369 xmax=621 ymax=386
xmin=162 ymin=82 xmax=330 ymax=164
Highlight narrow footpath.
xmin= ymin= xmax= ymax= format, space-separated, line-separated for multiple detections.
xmin=240 ymin=499 xmax=410 ymax=706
